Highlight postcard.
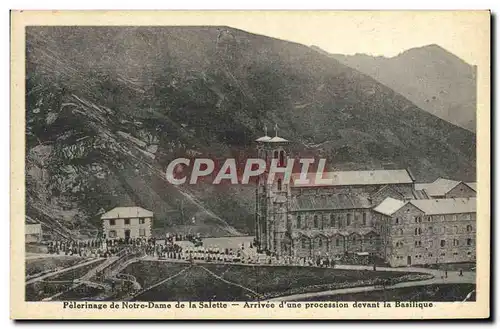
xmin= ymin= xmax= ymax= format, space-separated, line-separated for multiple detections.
xmin=10 ymin=10 xmax=490 ymax=320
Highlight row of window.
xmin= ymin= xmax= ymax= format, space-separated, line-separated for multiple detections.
xmin=300 ymin=235 xmax=376 ymax=248
xmin=395 ymin=214 xmax=472 ymax=225
xmin=108 ymin=218 xmax=147 ymax=226
xmin=108 ymin=229 xmax=147 ymax=238
xmin=393 ymin=224 xmax=474 ymax=236
xmin=396 ymin=238 xmax=474 ymax=248
xmin=297 ymin=213 xmax=368 ymax=229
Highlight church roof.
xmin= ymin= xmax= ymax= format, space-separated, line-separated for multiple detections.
xmin=291 ymin=169 xmax=414 ymax=187
xmin=255 ymin=135 xmax=272 ymax=142
xmin=268 ymin=136 xmax=289 ymax=143
xmin=101 ymin=206 xmax=153 ymax=220
xmin=289 ymin=194 xmax=372 ymax=211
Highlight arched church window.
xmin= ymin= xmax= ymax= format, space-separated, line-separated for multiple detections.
xmin=297 ymin=215 xmax=302 ymax=228
xmin=318 ymin=238 xmax=322 ymax=247
xmin=313 ymin=215 xmax=318 ymax=228
xmin=274 ymin=150 xmax=279 ymax=159
xmin=277 ymin=178 xmax=282 ymax=191
xmin=362 ymin=213 xmax=367 ymax=226
xmin=330 ymin=214 xmax=335 ymax=227
xmin=301 ymin=238 xmax=307 ymax=249
xmin=346 ymin=214 xmax=352 ymax=226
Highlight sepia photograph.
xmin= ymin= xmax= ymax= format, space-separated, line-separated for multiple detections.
xmin=10 ymin=10 xmax=490 ymax=319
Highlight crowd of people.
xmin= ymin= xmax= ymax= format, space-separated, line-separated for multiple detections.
xmin=46 ymin=240 xmax=103 ymax=257
xmin=44 ymin=234 xmax=380 ymax=270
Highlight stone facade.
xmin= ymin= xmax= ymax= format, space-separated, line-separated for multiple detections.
xmin=373 ymin=199 xmax=476 ymax=267
xmin=102 ymin=217 xmax=153 ymax=240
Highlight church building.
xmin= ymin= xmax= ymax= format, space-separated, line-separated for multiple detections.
xmin=254 ymin=131 xmax=477 ymax=267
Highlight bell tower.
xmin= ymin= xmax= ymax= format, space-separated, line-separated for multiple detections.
xmin=254 ymin=124 xmax=290 ymax=256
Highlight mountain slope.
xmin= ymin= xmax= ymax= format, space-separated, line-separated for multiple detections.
xmin=319 ymin=45 xmax=477 ymax=132
xmin=26 ymin=27 xmax=476 ymax=238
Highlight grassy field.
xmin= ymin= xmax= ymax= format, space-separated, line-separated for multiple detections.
xmin=133 ymin=265 xmax=258 ymax=301
xmin=122 ymin=261 xmax=430 ymax=301
xmin=25 ymin=259 xmax=106 ymax=301
xmin=297 ymin=284 xmax=476 ymax=302
xmin=25 ymin=256 xmax=85 ymax=277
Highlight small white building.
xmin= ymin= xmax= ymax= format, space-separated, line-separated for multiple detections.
xmin=25 ymin=217 xmax=42 ymax=243
xmin=101 ymin=206 xmax=153 ymax=240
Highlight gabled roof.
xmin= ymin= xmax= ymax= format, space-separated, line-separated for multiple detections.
xmin=101 ymin=206 xmax=153 ymax=220
xmin=373 ymin=197 xmax=476 ymax=216
xmin=415 ymin=178 xmax=461 ymax=197
xmin=373 ymin=197 xmax=407 ymax=216
xmin=290 ymin=194 xmax=372 ymax=211
xmin=291 ymin=169 xmax=414 ymax=187
xmin=465 ymin=182 xmax=477 ymax=191
xmin=410 ymin=198 xmax=476 ymax=215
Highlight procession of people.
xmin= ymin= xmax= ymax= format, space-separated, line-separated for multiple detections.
xmin=43 ymin=233 xmax=372 ymax=270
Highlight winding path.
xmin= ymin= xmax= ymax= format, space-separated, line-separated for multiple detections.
xmin=266 ymin=265 xmax=476 ymax=301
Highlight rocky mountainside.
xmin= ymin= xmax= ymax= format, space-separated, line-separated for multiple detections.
xmin=26 ymin=27 xmax=476 ymax=238
xmin=319 ymin=45 xmax=477 ymax=132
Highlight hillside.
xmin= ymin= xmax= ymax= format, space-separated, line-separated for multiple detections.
xmin=319 ymin=45 xmax=477 ymax=132
xmin=25 ymin=27 xmax=476 ymax=238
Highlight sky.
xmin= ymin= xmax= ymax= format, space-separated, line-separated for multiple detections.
xmin=217 ymin=11 xmax=489 ymax=66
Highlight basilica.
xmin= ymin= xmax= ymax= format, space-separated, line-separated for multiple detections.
xmin=254 ymin=133 xmax=476 ymax=267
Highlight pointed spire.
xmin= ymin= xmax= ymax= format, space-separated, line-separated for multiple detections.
xmin=274 ymin=123 xmax=278 ymax=137
xmin=264 ymin=124 xmax=268 ymax=136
